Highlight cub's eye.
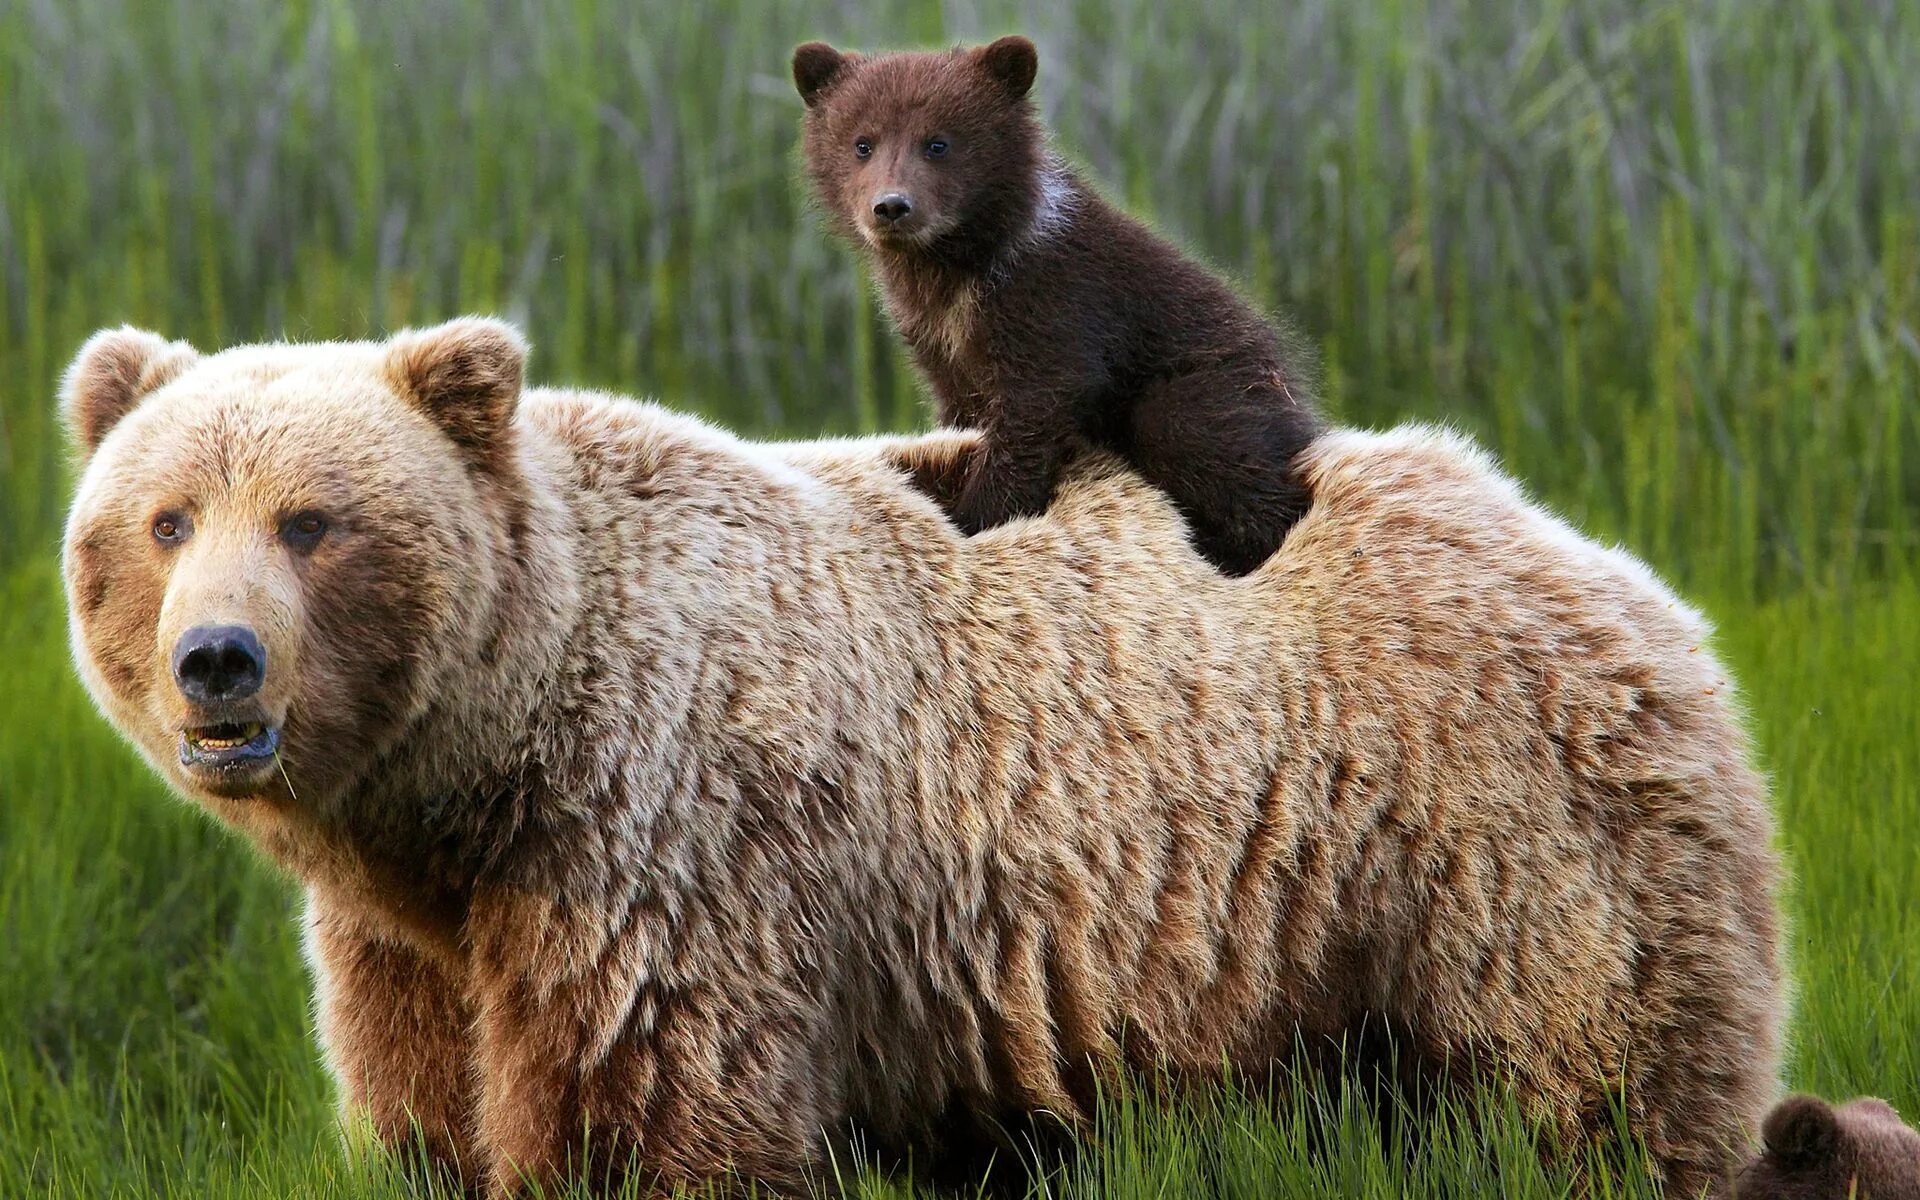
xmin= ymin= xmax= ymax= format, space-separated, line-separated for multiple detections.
xmin=152 ymin=512 xmax=189 ymax=546
xmin=853 ymin=137 xmax=873 ymax=159
xmin=925 ymin=138 xmax=949 ymax=157
xmin=280 ymin=511 xmax=328 ymax=554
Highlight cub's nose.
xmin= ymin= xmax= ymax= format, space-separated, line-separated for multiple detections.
xmin=172 ymin=625 xmax=266 ymax=704
xmin=872 ymin=193 xmax=913 ymax=223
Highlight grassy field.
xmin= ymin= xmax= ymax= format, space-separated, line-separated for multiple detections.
xmin=1 ymin=0 xmax=1915 ymax=1196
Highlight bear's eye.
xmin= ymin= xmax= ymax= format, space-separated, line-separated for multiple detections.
xmin=853 ymin=137 xmax=873 ymax=159
xmin=151 ymin=512 xmax=190 ymax=546
xmin=925 ymin=138 xmax=949 ymax=157
xmin=280 ymin=511 xmax=328 ymax=554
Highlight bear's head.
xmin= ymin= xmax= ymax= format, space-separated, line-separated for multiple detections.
xmin=793 ymin=36 xmax=1044 ymax=255
xmin=60 ymin=318 xmax=527 ymax=822
xmin=1737 ymin=1095 xmax=1920 ymax=1199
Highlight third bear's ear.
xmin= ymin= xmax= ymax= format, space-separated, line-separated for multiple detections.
xmin=793 ymin=42 xmax=854 ymax=107
xmin=1763 ymin=1095 xmax=1841 ymax=1167
xmin=60 ymin=327 xmax=201 ymax=460
xmin=975 ymin=35 xmax=1037 ymax=100
xmin=384 ymin=317 xmax=527 ymax=467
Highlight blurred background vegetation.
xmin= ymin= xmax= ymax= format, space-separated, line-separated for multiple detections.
xmin=1 ymin=0 xmax=1915 ymax=1195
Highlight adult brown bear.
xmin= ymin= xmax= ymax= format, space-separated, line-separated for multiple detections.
xmin=60 ymin=318 xmax=1782 ymax=1197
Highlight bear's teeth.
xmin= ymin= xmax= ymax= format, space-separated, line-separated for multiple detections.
xmin=191 ymin=722 xmax=265 ymax=750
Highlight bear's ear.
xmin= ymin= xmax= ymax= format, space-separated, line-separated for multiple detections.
xmin=384 ymin=317 xmax=527 ymax=467
xmin=60 ymin=327 xmax=200 ymax=458
xmin=975 ymin=35 xmax=1037 ymax=100
xmin=1842 ymin=1097 xmax=1902 ymax=1125
xmin=793 ymin=42 xmax=855 ymax=107
xmin=1764 ymin=1095 xmax=1842 ymax=1167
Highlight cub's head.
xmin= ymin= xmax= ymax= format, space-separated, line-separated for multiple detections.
xmin=60 ymin=318 xmax=526 ymax=819
xmin=1736 ymin=1095 xmax=1920 ymax=1199
xmin=793 ymin=36 xmax=1044 ymax=254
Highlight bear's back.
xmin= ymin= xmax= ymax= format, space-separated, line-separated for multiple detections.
xmin=707 ymin=419 xmax=1775 ymax=1163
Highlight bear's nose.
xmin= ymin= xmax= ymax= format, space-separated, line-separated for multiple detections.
xmin=172 ymin=625 xmax=267 ymax=704
xmin=872 ymin=193 xmax=913 ymax=223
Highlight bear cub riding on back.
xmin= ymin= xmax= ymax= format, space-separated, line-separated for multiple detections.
xmin=793 ymin=35 xmax=1322 ymax=575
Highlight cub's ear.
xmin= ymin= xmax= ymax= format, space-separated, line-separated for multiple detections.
xmin=384 ymin=317 xmax=527 ymax=466
xmin=1763 ymin=1095 xmax=1841 ymax=1167
xmin=1842 ymin=1097 xmax=1903 ymax=1125
xmin=975 ymin=35 xmax=1037 ymax=99
xmin=793 ymin=42 xmax=857 ymax=107
xmin=60 ymin=327 xmax=200 ymax=458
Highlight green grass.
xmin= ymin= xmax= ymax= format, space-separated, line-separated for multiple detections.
xmin=0 ymin=0 xmax=1915 ymax=1195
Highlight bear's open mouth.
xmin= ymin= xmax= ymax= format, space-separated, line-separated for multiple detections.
xmin=179 ymin=721 xmax=279 ymax=772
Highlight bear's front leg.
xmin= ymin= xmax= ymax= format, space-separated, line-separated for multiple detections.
xmin=468 ymin=892 xmax=828 ymax=1198
xmin=949 ymin=396 xmax=1076 ymax=535
xmin=303 ymin=890 xmax=480 ymax=1184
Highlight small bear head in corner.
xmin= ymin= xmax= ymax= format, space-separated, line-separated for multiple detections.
xmin=1736 ymin=1094 xmax=1920 ymax=1199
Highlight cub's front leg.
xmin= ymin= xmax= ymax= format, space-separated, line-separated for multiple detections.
xmin=467 ymin=890 xmax=829 ymax=1198
xmin=948 ymin=388 xmax=1078 ymax=536
xmin=303 ymin=891 xmax=480 ymax=1184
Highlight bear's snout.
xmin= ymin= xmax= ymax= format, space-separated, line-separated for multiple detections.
xmin=172 ymin=624 xmax=266 ymax=704
xmin=871 ymin=191 xmax=914 ymax=225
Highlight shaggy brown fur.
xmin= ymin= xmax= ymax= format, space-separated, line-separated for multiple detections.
xmin=794 ymin=37 xmax=1322 ymax=576
xmin=62 ymin=319 xmax=1782 ymax=1198
xmin=1733 ymin=1096 xmax=1920 ymax=1199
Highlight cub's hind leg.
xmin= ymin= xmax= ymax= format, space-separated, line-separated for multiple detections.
xmin=1123 ymin=369 xmax=1318 ymax=575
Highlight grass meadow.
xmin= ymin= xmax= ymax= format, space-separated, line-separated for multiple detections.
xmin=1 ymin=0 xmax=1915 ymax=1195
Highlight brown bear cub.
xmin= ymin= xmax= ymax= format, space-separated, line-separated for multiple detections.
xmin=1734 ymin=1095 xmax=1920 ymax=1199
xmin=792 ymin=36 xmax=1322 ymax=575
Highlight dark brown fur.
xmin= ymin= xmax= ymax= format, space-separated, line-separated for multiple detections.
xmin=794 ymin=37 xmax=1322 ymax=575
xmin=1732 ymin=1096 xmax=1920 ymax=1199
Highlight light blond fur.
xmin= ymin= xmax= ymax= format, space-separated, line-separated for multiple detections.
xmin=62 ymin=321 xmax=1783 ymax=1197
